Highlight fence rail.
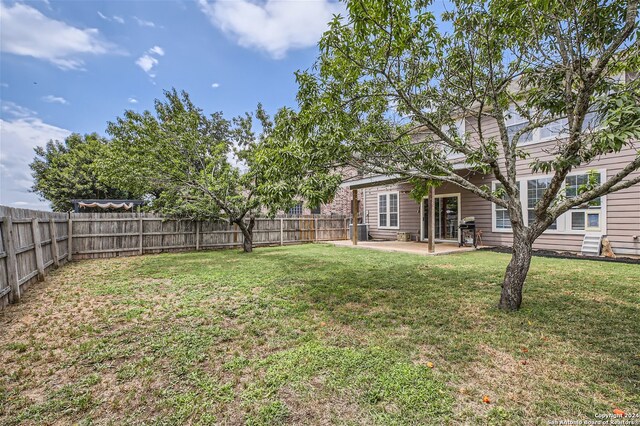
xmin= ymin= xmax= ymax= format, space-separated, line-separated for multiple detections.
xmin=0 ymin=206 xmax=349 ymax=309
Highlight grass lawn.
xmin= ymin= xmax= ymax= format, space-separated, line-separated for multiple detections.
xmin=1 ymin=244 xmax=638 ymax=425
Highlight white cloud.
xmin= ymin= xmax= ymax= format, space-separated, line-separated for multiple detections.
xmin=198 ymin=0 xmax=344 ymax=59
xmin=128 ymin=97 xmax=138 ymax=104
xmin=98 ymin=11 xmax=125 ymax=24
xmin=211 ymin=82 xmax=220 ymax=88
xmin=136 ymin=54 xmax=159 ymax=77
xmin=1 ymin=101 xmax=38 ymax=118
xmin=136 ymin=46 xmax=164 ymax=78
xmin=133 ymin=16 xmax=157 ymax=27
xmin=1 ymin=2 xmax=119 ymax=70
xmin=42 ymin=95 xmax=69 ymax=105
xmin=149 ymin=45 xmax=164 ymax=56
xmin=0 ymin=102 xmax=71 ymax=210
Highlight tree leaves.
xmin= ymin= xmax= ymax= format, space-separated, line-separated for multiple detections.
xmin=29 ymin=133 xmax=138 ymax=212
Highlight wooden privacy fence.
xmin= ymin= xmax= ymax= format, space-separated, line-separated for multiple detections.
xmin=0 ymin=206 xmax=70 ymax=309
xmin=69 ymin=212 xmax=349 ymax=259
xmin=0 ymin=207 xmax=349 ymax=309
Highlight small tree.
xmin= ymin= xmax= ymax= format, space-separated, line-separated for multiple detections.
xmin=30 ymin=133 xmax=138 ymax=212
xmin=104 ymin=89 xmax=283 ymax=253
xmin=274 ymin=0 xmax=640 ymax=310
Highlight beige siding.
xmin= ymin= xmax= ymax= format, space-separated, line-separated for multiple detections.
xmin=364 ymin=183 xmax=421 ymax=240
xmin=363 ymin=114 xmax=640 ymax=255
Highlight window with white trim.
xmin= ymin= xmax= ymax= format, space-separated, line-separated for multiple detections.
xmin=565 ymin=172 xmax=602 ymax=231
xmin=494 ymin=183 xmax=512 ymax=229
xmin=506 ymin=107 xmax=533 ymax=143
xmin=527 ymin=178 xmax=557 ymax=229
xmin=491 ymin=170 xmax=606 ymax=234
xmin=378 ymin=192 xmax=399 ymax=228
xmin=506 ymin=105 xmax=600 ymax=144
xmin=540 ymin=117 xmax=568 ymax=140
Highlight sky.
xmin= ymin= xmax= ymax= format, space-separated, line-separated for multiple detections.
xmin=0 ymin=0 xmax=348 ymax=210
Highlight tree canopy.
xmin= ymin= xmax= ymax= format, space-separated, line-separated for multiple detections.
xmin=29 ymin=133 xmax=138 ymax=212
xmin=103 ymin=89 xmax=292 ymax=252
xmin=269 ymin=0 xmax=640 ymax=310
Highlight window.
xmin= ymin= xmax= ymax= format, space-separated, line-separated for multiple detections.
xmin=389 ymin=193 xmax=398 ymax=227
xmin=566 ymin=172 xmax=602 ymax=231
xmin=494 ymin=183 xmax=512 ymax=229
xmin=492 ymin=170 xmax=606 ymax=234
xmin=506 ymin=104 xmax=600 ymax=144
xmin=310 ymin=205 xmax=322 ymax=215
xmin=288 ymin=202 xmax=303 ymax=216
xmin=506 ymin=107 xmax=533 ymax=143
xmin=571 ymin=211 xmax=586 ymax=230
xmin=582 ymin=111 xmax=601 ymax=131
xmin=527 ymin=178 xmax=557 ymax=229
xmin=540 ymin=117 xmax=568 ymax=140
xmin=378 ymin=192 xmax=399 ymax=228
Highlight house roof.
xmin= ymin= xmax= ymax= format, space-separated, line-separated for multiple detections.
xmin=341 ymin=161 xmax=471 ymax=189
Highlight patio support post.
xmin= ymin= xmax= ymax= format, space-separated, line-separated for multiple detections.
xmin=428 ymin=186 xmax=435 ymax=253
xmin=352 ymin=189 xmax=358 ymax=245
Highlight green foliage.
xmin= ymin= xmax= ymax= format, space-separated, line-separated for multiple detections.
xmin=29 ymin=133 xmax=137 ymax=211
xmin=265 ymin=0 xmax=639 ymax=308
xmin=271 ymin=0 xmax=638 ymax=219
xmin=103 ymin=89 xmax=297 ymax=250
xmin=407 ymin=178 xmax=441 ymax=203
xmin=104 ymin=89 xmax=246 ymax=220
xmin=254 ymin=107 xmax=345 ymax=212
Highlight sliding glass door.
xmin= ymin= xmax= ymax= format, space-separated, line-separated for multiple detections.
xmin=422 ymin=196 xmax=459 ymax=241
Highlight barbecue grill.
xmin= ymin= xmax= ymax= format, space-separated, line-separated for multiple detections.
xmin=458 ymin=217 xmax=476 ymax=248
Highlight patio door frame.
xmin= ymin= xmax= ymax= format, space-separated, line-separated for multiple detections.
xmin=420 ymin=193 xmax=462 ymax=243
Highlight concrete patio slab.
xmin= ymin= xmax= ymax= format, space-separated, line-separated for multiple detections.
xmin=324 ymin=240 xmax=478 ymax=256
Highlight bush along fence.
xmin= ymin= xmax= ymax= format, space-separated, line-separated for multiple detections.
xmin=0 ymin=206 xmax=349 ymax=309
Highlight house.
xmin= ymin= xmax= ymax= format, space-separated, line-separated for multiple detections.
xmin=287 ymin=168 xmax=363 ymax=216
xmin=342 ymin=115 xmax=640 ymax=256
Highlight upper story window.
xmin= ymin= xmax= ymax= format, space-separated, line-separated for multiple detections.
xmin=378 ymin=192 xmax=399 ymax=228
xmin=288 ymin=202 xmax=303 ymax=216
xmin=506 ymin=107 xmax=534 ymax=143
xmin=506 ymin=106 xmax=601 ymax=145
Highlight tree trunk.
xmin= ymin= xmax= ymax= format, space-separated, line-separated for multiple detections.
xmin=499 ymin=230 xmax=533 ymax=311
xmin=236 ymin=217 xmax=255 ymax=253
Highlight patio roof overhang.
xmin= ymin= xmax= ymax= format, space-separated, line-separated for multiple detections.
xmin=341 ymin=174 xmax=405 ymax=189
xmin=341 ymin=161 xmax=470 ymax=190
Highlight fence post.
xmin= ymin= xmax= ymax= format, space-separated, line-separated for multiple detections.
xmin=344 ymin=218 xmax=348 ymax=240
xmin=280 ymin=218 xmax=284 ymax=246
xmin=315 ymin=218 xmax=318 ymax=242
xmin=31 ymin=218 xmax=45 ymax=281
xmin=49 ymin=219 xmax=60 ymax=267
xmin=1 ymin=217 xmax=20 ymax=303
xmin=234 ymin=223 xmax=238 ymax=245
xmin=139 ymin=214 xmax=143 ymax=255
xmin=67 ymin=214 xmax=73 ymax=261
xmin=195 ymin=221 xmax=200 ymax=251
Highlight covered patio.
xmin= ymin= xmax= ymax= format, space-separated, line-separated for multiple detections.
xmin=342 ymin=173 xmax=468 ymax=253
xmin=327 ymin=240 xmax=477 ymax=256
